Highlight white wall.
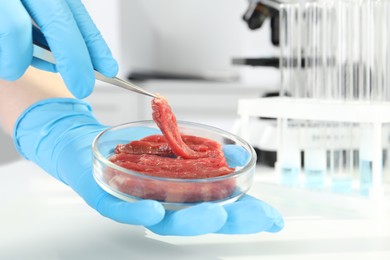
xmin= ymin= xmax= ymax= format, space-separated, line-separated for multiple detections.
xmin=82 ymin=0 xmax=279 ymax=83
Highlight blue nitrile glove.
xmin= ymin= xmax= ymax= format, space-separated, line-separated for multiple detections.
xmin=0 ymin=0 xmax=118 ymax=98
xmin=14 ymin=98 xmax=284 ymax=236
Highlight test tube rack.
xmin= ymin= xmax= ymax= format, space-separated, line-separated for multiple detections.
xmin=237 ymin=0 xmax=390 ymax=201
xmin=237 ymin=97 xmax=390 ymax=200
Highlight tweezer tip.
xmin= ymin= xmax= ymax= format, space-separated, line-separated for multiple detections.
xmin=153 ymin=93 xmax=162 ymax=99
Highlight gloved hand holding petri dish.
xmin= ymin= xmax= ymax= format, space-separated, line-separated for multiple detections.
xmin=14 ymin=95 xmax=284 ymax=236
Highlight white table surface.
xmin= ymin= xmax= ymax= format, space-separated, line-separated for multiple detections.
xmin=1 ymin=149 xmax=390 ymax=260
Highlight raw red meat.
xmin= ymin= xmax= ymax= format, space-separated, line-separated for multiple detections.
xmin=105 ymin=95 xmax=236 ymax=203
xmin=115 ymin=135 xmax=173 ymax=156
xmin=152 ymin=97 xmax=207 ymax=159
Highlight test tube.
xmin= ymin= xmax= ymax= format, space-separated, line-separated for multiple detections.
xmin=279 ymin=2 xmax=302 ymax=187
xmin=358 ymin=0 xmax=374 ymax=196
xmin=384 ymin=1 xmax=390 ymax=186
xmin=386 ymin=0 xmax=390 ymax=102
xmin=359 ymin=123 xmax=374 ymax=196
xmin=328 ymin=0 xmax=346 ymax=192
xmin=303 ymin=1 xmax=327 ymax=189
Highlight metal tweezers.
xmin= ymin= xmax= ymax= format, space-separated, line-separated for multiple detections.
xmin=32 ymin=25 xmax=157 ymax=98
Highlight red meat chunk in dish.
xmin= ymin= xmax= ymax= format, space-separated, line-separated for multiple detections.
xmin=105 ymin=95 xmax=236 ymax=203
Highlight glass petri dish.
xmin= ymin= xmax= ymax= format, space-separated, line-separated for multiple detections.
xmin=92 ymin=120 xmax=256 ymax=210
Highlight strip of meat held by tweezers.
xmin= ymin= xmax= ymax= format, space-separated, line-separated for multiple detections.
xmin=152 ymin=95 xmax=207 ymax=159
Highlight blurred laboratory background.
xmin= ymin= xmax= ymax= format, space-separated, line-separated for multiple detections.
xmin=82 ymin=0 xmax=280 ymax=129
xmin=1 ymin=0 xmax=390 ymax=259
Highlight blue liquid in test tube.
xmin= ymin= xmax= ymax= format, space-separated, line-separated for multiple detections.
xmin=304 ymin=149 xmax=326 ymax=189
xmin=331 ymin=150 xmax=354 ymax=194
xmin=281 ymin=166 xmax=300 ymax=186
xmin=359 ymin=126 xmax=373 ymax=196
xmin=359 ymin=160 xmax=372 ymax=196
xmin=280 ymin=124 xmax=301 ymax=187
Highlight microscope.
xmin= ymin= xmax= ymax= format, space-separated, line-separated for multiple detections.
xmin=233 ymin=0 xmax=281 ymax=68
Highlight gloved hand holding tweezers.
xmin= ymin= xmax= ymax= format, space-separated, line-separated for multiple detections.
xmin=0 ymin=0 xmax=118 ymax=98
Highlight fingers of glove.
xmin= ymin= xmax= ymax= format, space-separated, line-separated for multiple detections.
xmin=0 ymin=1 xmax=32 ymax=80
xmin=22 ymin=0 xmax=94 ymax=98
xmin=75 ymin=170 xmax=165 ymax=226
xmin=67 ymin=130 xmax=165 ymax=226
xmin=66 ymin=0 xmax=118 ymax=77
xmin=216 ymin=195 xmax=284 ymax=234
xmin=222 ymin=144 xmax=251 ymax=168
xmin=147 ymin=203 xmax=228 ymax=236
